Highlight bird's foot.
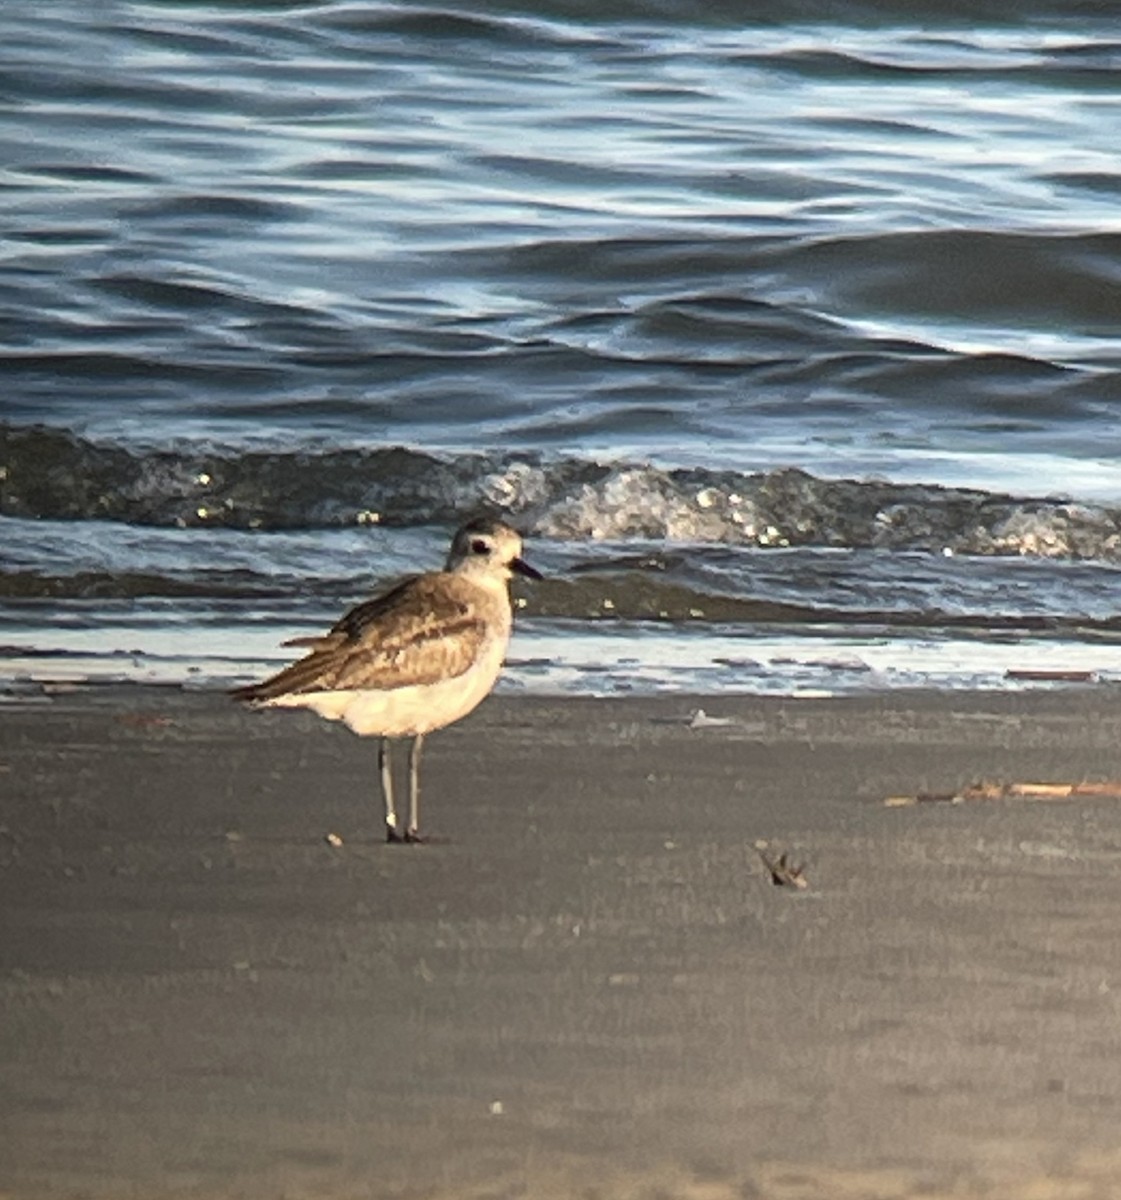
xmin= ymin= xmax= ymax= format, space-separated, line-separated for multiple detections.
xmin=385 ymin=825 xmax=433 ymax=845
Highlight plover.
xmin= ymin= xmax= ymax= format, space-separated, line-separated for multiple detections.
xmin=232 ymin=518 xmax=541 ymax=843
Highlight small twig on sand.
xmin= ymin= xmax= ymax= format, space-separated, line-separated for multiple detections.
xmin=755 ymin=841 xmax=809 ymax=889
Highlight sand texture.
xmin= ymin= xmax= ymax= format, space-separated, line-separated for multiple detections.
xmin=4 ymin=686 xmax=1121 ymax=1198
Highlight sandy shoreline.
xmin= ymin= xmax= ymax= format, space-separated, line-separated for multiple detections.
xmin=5 ymin=684 xmax=1121 ymax=1198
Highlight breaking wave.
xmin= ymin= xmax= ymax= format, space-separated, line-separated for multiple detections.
xmin=3 ymin=424 xmax=1120 ymax=562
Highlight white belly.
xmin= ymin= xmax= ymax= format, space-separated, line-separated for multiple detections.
xmin=261 ymin=634 xmax=507 ymax=738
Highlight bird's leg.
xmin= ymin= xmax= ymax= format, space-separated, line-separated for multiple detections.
xmin=405 ymin=733 xmax=425 ymax=843
xmin=380 ymin=738 xmax=403 ymax=843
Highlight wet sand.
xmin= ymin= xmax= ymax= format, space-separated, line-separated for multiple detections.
xmin=4 ymin=685 xmax=1121 ymax=1198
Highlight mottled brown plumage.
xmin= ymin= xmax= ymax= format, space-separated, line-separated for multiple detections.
xmin=231 ymin=574 xmax=493 ymax=701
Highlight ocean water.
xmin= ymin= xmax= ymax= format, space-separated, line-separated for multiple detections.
xmin=3 ymin=0 xmax=1121 ymax=695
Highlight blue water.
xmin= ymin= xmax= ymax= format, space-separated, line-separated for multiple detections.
xmin=2 ymin=1 xmax=1121 ymax=693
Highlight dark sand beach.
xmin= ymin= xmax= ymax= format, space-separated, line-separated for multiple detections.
xmin=5 ymin=685 xmax=1121 ymax=1198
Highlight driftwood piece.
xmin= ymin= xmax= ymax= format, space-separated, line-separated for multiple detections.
xmin=885 ymin=780 xmax=1121 ymax=807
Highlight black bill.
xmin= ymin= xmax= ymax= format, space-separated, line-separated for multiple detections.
xmin=511 ymin=556 xmax=543 ymax=581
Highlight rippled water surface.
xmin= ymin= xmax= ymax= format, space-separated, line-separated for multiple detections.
xmin=3 ymin=1 xmax=1121 ymax=691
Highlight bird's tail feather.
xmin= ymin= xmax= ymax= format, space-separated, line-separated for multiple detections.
xmin=229 ymin=653 xmax=332 ymax=703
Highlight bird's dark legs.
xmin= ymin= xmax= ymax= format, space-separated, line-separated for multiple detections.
xmin=379 ymin=738 xmax=403 ymax=843
xmin=405 ymin=733 xmax=425 ymax=842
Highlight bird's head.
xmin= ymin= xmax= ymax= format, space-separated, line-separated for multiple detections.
xmin=446 ymin=518 xmax=542 ymax=585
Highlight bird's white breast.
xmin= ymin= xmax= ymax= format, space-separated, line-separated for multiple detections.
xmin=262 ymin=624 xmax=510 ymax=739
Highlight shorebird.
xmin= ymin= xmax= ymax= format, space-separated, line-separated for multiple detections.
xmin=232 ymin=518 xmax=541 ymax=843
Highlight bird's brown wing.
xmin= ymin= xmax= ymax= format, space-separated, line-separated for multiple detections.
xmin=231 ymin=573 xmax=491 ymax=702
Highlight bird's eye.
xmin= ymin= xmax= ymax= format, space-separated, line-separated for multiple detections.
xmin=471 ymin=538 xmax=489 ymax=555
